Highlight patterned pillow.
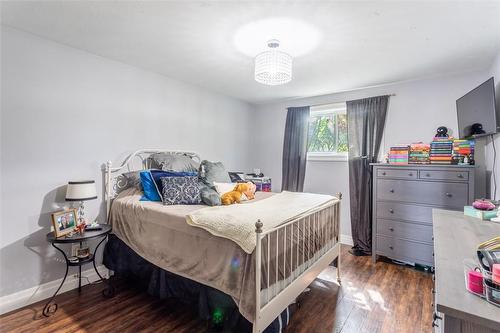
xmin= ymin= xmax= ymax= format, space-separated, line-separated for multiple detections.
xmin=161 ymin=176 xmax=202 ymax=205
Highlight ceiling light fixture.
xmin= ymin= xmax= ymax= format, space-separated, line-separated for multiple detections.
xmin=254 ymin=39 xmax=292 ymax=86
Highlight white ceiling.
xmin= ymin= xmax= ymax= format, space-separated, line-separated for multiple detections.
xmin=1 ymin=1 xmax=500 ymax=104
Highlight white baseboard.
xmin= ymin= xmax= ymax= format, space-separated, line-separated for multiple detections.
xmin=340 ymin=234 xmax=353 ymax=246
xmin=0 ymin=265 xmax=109 ymax=316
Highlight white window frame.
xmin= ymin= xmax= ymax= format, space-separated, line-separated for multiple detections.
xmin=307 ymin=102 xmax=348 ymax=162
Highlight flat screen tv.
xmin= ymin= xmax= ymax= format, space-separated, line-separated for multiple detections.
xmin=456 ymin=77 xmax=499 ymax=139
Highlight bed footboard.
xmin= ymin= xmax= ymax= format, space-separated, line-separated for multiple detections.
xmin=253 ymin=193 xmax=342 ymax=333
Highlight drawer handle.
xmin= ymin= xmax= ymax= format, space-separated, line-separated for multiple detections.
xmin=445 ymin=192 xmax=452 ymax=197
xmin=389 ymin=189 xmax=394 ymax=193
xmin=408 ymin=173 xmax=413 ymax=176
xmin=389 ymin=209 xmax=394 ymax=213
xmin=389 ymin=246 xmax=394 ymax=250
xmin=426 ymin=173 xmax=431 ymax=177
xmin=389 ymin=227 xmax=394 ymax=232
xmin=382 ymin=172 xmax=386 ymax=176
xmin=457 ymin=174 xmax=464 ymax=178
xmin=432 ymin=312 xmax=442 ymax=328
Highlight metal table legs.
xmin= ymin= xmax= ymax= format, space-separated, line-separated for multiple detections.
xmin=42 ymin=243 xmax=68 ymax=317
xmin=42 ymin=235 xmax=113 ymax=317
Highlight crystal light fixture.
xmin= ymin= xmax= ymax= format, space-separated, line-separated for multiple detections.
xmin=254 ymin=39 xmax=292 ymax=86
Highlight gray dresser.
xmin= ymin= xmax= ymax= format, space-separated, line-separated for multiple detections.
xmin=371 ymin=163 xmax=475 ymax=266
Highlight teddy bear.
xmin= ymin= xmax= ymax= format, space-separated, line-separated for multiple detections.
xmin=221 ymin=182 xmax=257 ymax=205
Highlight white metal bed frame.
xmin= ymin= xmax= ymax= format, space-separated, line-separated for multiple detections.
xmin=102 ymin=149 xmax=342 ymax=333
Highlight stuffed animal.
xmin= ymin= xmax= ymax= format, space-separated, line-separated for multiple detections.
xmin=221 ymin=182 xmax=257 ymax=205
xmin=243 ymin=182 xmax=257 ymax=200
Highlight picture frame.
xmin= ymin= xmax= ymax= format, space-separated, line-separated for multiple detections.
xmin=51 ymin=209 xmax=77 ymax=238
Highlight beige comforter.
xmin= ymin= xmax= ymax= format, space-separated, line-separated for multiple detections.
xmin=186 ymin=191 xmax=337 ymax=253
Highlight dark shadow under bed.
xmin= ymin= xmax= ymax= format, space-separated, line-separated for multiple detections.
xmin=103 ymin=234 xmax=294 ymax=333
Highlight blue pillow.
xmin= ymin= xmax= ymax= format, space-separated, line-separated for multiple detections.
xmin=139 ymin=170 xmax=162 ymax=201
xmin=139 ymin=170 xmax=198 ymax=202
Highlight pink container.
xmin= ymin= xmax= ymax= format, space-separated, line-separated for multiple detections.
xmin=493 ymin=264 xmax=500 ymax=285
xmin=464 ymin=259 xmax=485 ymax=296
xmin=468 ymin=270 xmax=484 ymax=294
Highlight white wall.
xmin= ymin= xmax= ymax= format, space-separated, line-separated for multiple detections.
xmin=485 ymin=51 xmax=500 ymax=200
xmin=252 ymin=70 xmax=491 ymax=241
xmin=0 ymin=26 xmax=254 ymax=298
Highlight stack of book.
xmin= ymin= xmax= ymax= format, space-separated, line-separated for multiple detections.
xmin=430 ymin=137 xmax=453 ymax=164
xmin=389 ymin=145 xmax=410 ymax=165
xmin=409 ymin=143 xmax=430 ymax=164
xmin=452 ymin=139 xmax=475 ymax=163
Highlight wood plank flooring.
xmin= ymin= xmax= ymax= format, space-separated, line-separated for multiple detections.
xmin=0 ymin=245 xmax=433 ymax=333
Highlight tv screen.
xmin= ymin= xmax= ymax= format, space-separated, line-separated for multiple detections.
xmin=456 ymin=77 xmax=498 ymax=139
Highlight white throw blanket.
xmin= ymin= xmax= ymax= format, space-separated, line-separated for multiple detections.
xmin=186 ymin=191 xmax=338 ymax=253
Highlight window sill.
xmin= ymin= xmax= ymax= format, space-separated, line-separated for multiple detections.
xmin=307 ymin=154 xmax=348 ymax=162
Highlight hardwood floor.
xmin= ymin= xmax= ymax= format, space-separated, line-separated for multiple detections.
xmin=0 ymin=245 xmax=433 ymax=333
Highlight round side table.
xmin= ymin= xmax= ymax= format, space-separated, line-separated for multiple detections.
xmin=43 ymin=224 xmax=113 ymax=317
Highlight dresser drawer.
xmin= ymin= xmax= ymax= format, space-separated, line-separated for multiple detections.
xmin=376 ymin=235 xmax=434 ymax=265
xmin=376 ymin=202 xmax=433 ymax=224
xmin=418 ymin=170 xmax=469 ymax=181
xmin=377 ymin=168 xmax=417 ymax=179
xmin=377 ymin=179 xmax=468 ymax=208
xmin=377 ymin=219 xmax=433 ymax=244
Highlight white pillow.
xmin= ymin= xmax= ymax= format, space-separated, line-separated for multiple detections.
xmin=213 ymin=182 xmax=236 ymax=195
xmin=213 ymin=182 xmax=248 ymax=201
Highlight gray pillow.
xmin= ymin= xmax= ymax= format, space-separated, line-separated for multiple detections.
xmin=148 ymin=153 xmax=200 ymax=173
xmin=199 ymin=183 xmax=221 ymax=206
xmin=161 ymin=176 xmax=202 ymax=205
xmin=199 ymin=160 xmax=230 ymax=187
xmin=122 ymin=171 xmax=142 ymax=190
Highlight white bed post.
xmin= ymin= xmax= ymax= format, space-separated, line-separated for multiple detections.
xmin=105 ymin=160 xmax=112 ymax=223
xmin=336 ymin=192 xmax=342 ymax=285
xmin=254 ymin=219 xmax=263 ymax=333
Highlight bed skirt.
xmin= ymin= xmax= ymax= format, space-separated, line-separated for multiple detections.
xmin=103 ymin=234 xmax=294 ymax=333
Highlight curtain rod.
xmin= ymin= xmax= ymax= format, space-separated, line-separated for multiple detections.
xmin=308 ymin=93 xmax=396 ymax=108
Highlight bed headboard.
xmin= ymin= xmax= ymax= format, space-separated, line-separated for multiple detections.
xmin=101 ymin=149 xmax=200 ymax=222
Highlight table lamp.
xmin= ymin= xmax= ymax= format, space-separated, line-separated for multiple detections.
xmin=66 ymin=180 xmax=97 ymax=225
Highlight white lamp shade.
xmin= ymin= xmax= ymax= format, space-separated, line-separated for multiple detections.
xmin=66 ymin=180 xmax=97 ymax=201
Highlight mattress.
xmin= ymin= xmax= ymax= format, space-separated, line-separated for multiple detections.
xmin=109 ymin=187 xmax=274 ymax=322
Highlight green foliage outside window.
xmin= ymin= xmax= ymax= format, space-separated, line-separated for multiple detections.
xmin=308 ymin=113 xmax=348 ymax=153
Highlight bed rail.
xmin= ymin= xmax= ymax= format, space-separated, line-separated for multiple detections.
xmin=253 ymin=193 xmax=342 ymax=333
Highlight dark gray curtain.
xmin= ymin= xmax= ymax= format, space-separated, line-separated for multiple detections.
xmin=282 ymin=106 xmax=310 ymax=192
xmin=347 ymin=96 xmax=389 ymax=254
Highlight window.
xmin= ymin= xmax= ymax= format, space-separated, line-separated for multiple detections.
xmin=307 ymin=102 xmax=348 ymax=161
